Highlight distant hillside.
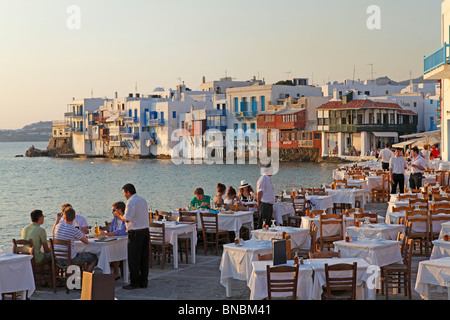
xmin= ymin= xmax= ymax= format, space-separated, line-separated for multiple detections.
xmin=0 ymin=121 xmax=52 ymax=142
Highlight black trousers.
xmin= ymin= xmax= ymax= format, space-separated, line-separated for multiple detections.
xmin=391 ymin=173 xmax=405 ymax=194
xmin=382 ymin=162 xmax=389 ymax=170
xmin=258 ymin=202 xmax=273 ymax=229
xmin=409 ymin=173 xmax=423 ymax=190
xmin=128 ymin=229 xmax=149 ymax=287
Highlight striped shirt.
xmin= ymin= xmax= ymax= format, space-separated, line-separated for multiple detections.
xmin=53 ymin=223 xmax=84 ymax=259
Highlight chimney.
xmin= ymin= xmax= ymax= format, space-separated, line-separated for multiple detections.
xmin=332 ymin=88 xmax=339 ymax=101
xmin=202 ymin=76 xmax=206 ymax=84
xmin=115 ymin=91 xmax=118 ymax=99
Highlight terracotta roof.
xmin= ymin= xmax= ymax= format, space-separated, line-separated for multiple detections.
xmin=316 ymin=99 xmax=403 ymax=111
xmin=400 ymin=110 xmax=417 ymax=115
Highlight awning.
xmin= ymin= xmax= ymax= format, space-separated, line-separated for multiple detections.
xmin=105 ymin=116 xmax=118 ymax=122
xmin=392 ymin=138 xmax=421 ymax=148
xmin=372 ymin=132 xmax=399 ymax=138
xmin=399 ymin=129 xmax=440 ymax=139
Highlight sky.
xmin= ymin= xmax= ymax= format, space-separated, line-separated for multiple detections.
xmin=0 ymin=0 xmax=444 ymax=129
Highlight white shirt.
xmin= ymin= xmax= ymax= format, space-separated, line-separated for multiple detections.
xmin=257 ymin=174 xmax=275 ymax=205
xmin=123 ymin=194 xmax=149 ymax=231
xmin=411 ymin=155 xmax=426 ymax=174
xmin=389 ymin=156 xmax=407 ymax=174
xmin=379 ymin=148 xmax=394 ymax=163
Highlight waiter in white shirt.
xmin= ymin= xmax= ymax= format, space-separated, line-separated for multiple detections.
xmin=389 ymin=148 xmax=408 ymax=194
xmin=409 ymin=146 xmax=426 ymax=190
xmin=116 ymin=183 xmax=150 ymax=290
xmin=256 ymin=164 xmax=275 ymax=229
xmin=379 ymin=143 xmax=394 ymax=171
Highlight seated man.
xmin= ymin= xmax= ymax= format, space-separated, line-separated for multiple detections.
xmin=53 ymin=207 xmax=98 ymax=272
xmin=105 ymin=201 xmax=127 ymax=280
xmin=52 ymin=203 xmax=89 ymax=235
xmin=21 ymin=209 xmax=52 ymax=264
xmin=187 ymin=188 xmax=211 ymax=209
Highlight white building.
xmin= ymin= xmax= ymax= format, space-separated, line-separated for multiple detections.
xmin=320 ymin=79 xmax=406 ymax=98
xmin=422 ymin=0 xmax=450 ymax=159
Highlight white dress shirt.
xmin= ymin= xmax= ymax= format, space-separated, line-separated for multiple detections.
xmin=411 ymin=155 xmax=426 ymax=174
xmin=257 ymin=174 xmax=275 ymax=204
xmin=389 ymin=156 xmax=407 ymax=174
xmin=379 ymin=148 xmax=394 ymax=163
xmin=123 ymin=193 xmax=149 ymax=231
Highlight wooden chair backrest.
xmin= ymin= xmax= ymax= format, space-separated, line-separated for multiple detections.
xmin=334 ymin=179 xmax=348 ymax=188
xmin=405 ymin=209 xmax=429 ymax=235
xmin=199 ymin=212 xmax=219 ymax=234
xmin=149 ymin=222 xmax=166 ymax=245
xmin=12 ymin=239 xmax=34 ymax=256
xmin=429 ymin=209 xmax=450 ymax=234
xmin=353 ymin=212 xmax=378 ymax=224
xmin=306 ymin=209 xmax=325 ymax=217
xmin=319 ymin=214 xmax=344 ymax=238
xmin=408 ymin=199 xmax=428 ymax=208
xmin=324 ymin=262 xmax=357 ymax=300
xmin=398 ymin=194 xmax=418 ymax=201
xmin=266 ymin=264 xmax=299 ymax=300
xmin=309 ymin=251 xmax=341 ymax=259
xmin=178 ymin=211 xmax=198 ymax=224
xmin=50 ymin=238 xmax=72 ymax=265
xmin=392 ymin=206 xmax=409 ymax=213
xmin=257 ymin=253 xmax=272 ymax=261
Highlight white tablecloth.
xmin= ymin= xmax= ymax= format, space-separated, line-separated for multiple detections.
xmin=0 ymin=254 xmax=35 ymax=299
xmin=305 ymin=195 xmax=334 ymax=212
xmin=74 ymin=236 xmax=128 ymax=280
xmin=220 ymin=240 xmax=272 ymax=297
xmin=306 ymin=257 xmax=376 ymax=300
xmin=325 ymin=188 xmax=366 ymax=208
xmin=346 ymin=224 xmax=404 ymax=241
xmin=272 ymin=202 xmax=295 ymax=225
xmin=415 ymin=257 xmax=450 ymax=300
xmin=430 ymin=240 xmax=450 ymax=259
xmin=334 ymin=239 xmax=402 ymax=267
xmin=249 ymin=260 xmax=314 ymax=300
xmin=251 ymin=226 xmax=310 ymax=249
xmin=439 ymin=222 xmax=450 ymax=239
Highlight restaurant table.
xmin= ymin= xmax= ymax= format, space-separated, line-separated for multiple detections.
xmin=334 ymin=239 xmax=402 ymax=268
xmin=305 ymin=194 xmax=333 ymax=212
xmin=325 ymin=188 xmax=366 ymax=209
xmin=439 ymin=222 xmax=450 ymax=239
xmin=345 ymin=223 xmax=404 ymax=241
xmin=149 ymin=221 xmax=197 ymax=269
xmin=430 ymin=240 xmax=450 ymax=259
xmin=74 ymin=236 xmax=129 ymax=283
xmin=0 ymin=254 xmax=35 ymax=299
xmin=248 ymin=260 xmax=314 ymax=300
xmin=415 ymin=257 xmax=450 ymax=300
xmin=219 ymin=240 xmax=272 ymax=297
xmin=346 ymin=179 xmax=369 ymax=192
xmin=305 ymin=257 xmax=377 ymax=300
xmin=272 ymin=202 xmax=295 ymax=226
xmin=301 ymin=215 xmax=352 ymax=240
xmin=250 ymin=226 xmax=310 ymax=249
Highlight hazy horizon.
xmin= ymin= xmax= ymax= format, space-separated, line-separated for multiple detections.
xmin=0 ymin=0 xmax=443 ymax=129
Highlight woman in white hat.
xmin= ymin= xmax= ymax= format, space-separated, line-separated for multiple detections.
xmin=238 ymin=180 xmax=256 ymax=202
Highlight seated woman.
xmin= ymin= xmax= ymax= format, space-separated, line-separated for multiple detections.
xmin=238 ymin=180 xmax=256 ymax=202
xmin=213 ymin=183 xmax=226 ymax=207
xmin=106 ymin=201 xmax=127 ymax=280
xmin=224 ymin=187 xmax=247 ymax=211
xmin=188 ymin=188 xmax=211 ymax=209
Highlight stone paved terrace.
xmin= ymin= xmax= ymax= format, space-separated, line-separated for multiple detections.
xmin=16 ymin=202 xmax=449 ymax=301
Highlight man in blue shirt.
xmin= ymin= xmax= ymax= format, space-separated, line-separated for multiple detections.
xmin=106 ymin=201 xmax=127 ymax=280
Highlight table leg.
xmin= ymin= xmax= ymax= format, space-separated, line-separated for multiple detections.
xmin=226 ymin=278 xmax=231 ymax=297
xmin=447 ymin=287 xmax=450 ymax=300
xmin=123 ymin=259 xmax=129 ymax=284
xmin=173 ymin=234 xmax=179 ymax=269
xmin=190 ymin=231 xmax=196 ymax=265
xmin=21 ymin=290 xmax=27 ymax=300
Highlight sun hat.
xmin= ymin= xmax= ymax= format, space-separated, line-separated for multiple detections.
xmin=239 ymin=180 xmax=250 ymax=189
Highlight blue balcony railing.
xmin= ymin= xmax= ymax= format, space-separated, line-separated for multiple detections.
xmin=147 ymin=119 xmax=164 ymax=126
xmin=424 ymin=43 xmax=450 ymax=74
xmin=243 ymin=111 xmax=256 ymax=118
xmin=206 ymin=109 xmax=226 ymax=117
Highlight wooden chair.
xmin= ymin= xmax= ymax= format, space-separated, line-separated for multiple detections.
xmin=49 ymin=238 xmax=87 ymax=294
xmin=287 ymin=195 xmax=307 ymax=227
xmin=429 ymin=209 xmax=450 ymax=241
xmin=12 ymin=239 xmax=52 ymax=289
xmin=392 ymin=206 xmax=409 ymax=224
xmin=405 ymin=209 xmax=430 ymax=256
xmin=309 ymin=251 xmax=341 ymax=259
xmin=178 ymin=211 xmax=199 ymax=263
xmin=149 ymin=222 xmax=173 ymax=269
xmin=408 ymin=189 xmax=421 ymax=193
xmin=154 ymin=210 xmax=177 ymax=221
xmin=305 ymin=209 xmax=326 ymax=217
xmin=381 ymin=238 xmax=413 ymax=300
xmin=432 ymin=202 xmax=450 ymax=210
xmin=408 ymin=199 xmax=428 ymax=210
xmin=324 ymin=262 xmax=357 ymax=300
xmin=199 ymin=212 xmax=230 ymax=255
xmin=370 ymin=174 xmax=389 ymax=202
xmin=6 ymin=239 xmax=35 ymax=300
xmin=266 ymin=264 xmax=299 ymax=300
xmin=353 ymin=212 xmax=378 ymax=224
xmin=318 ymin=214 xmax=344 ymax=251
xmin=332 ymin=203 xmax=352 ymax=215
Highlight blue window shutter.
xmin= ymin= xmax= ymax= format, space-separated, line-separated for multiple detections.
xmin=243 ymin=123 xmax=247 ymax=132
xmin=128 ymin=109 xmax=132 ymax=117
xmin=252 ymin=98 xmax=257 ymax=112
xmin=173 ymin=111 xmax=176 ymax=118
xmin=261 ymin=96 xmax=265 ymax=111
xmin=234 ymin=98 xmax=239 ymax=112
